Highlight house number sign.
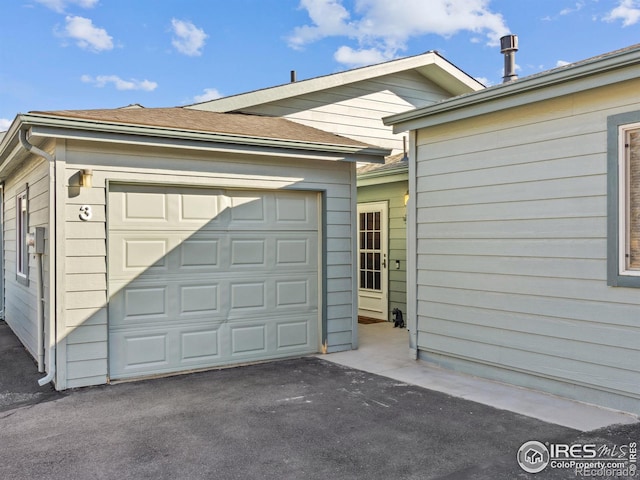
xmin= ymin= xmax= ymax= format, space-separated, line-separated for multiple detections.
xmin=79 ymin=205 xmax=93 ymax=221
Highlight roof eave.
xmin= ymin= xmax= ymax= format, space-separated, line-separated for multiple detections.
xmin=384 ymin=45 xmax=640 ymax=132
xmin=357 ymin=163 xmax=409 ymax=186
xmin=187 ymin=51 xmax=483 ymax=113
xmin=0 ymin=116 xmax=22 ymax=161
xmin=417 ymin=53 xmax=485 ymax=95
xmin=0 ymin=114 xmax=390 ymax=175
xmin=20 ymin=113 xmax=388 ymax=155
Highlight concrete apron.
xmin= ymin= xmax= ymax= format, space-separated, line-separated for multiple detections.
xmin=320 ymin=322 xmax=638 ymax=431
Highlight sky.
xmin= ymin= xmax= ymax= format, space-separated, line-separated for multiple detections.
xmin=2 ymin=0 xmax=640 ymax=131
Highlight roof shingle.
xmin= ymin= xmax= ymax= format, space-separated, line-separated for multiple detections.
xmin=32 ymin=107 xmax=373 ymax=148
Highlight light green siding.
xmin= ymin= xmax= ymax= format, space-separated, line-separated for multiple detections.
xmin=59 ymin=140 xmax=358 ymax=388
xmin=3 ymin=155 xmax=50 ymax=362
xmin=414 ymin=78 xmax=640 ymax=414
xmin=357 ymin=179 xmax=408 ymax=318
xmin=63 ymin=170 xmax=108 ymax=389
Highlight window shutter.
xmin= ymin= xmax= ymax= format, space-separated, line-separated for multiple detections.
xmin=629 ymin=131 xmax=640 ymax=269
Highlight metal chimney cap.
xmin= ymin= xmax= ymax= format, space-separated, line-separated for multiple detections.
xmin=500 ymin=34 xmax=518 ymax=53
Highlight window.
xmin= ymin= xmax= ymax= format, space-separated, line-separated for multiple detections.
xmin=358 ymin=211 xmax=382 ymax=291
xmin=608 ymin=112 xmax=640 ymax=287
xmin=16 ymin=188 xmax=28 ymax=285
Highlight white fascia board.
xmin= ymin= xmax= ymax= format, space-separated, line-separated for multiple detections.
xmin=416 ymin=55 xmax=485 ymax=95
xmin=0 ymin=116 xmax=47 ymax=181
xmin=357 ymin=162 xmax=408 ymax=180
xmin=357 ymin=170 xmax=409 ymax=187
xmin=188 ymin=52 xmax=482 ymax=113
xmin=385 ymin=47 xmax=640 ymax=132
xmin=0 ymin=116 xmax=21 ymax=160
xmin=0 ymin=142 xmax=28 ymax=180
xmin=24 ymin=119 xmax=390 ymax=163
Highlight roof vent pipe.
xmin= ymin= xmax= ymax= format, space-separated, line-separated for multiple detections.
xmin=500 ymin=34 xmax=518 ymax=83
xmin=290 ymin=70 xmax=297 ymax=83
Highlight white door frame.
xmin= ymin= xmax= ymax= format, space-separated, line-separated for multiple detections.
xmin=357 ymin=201 xmax=388 ymax=320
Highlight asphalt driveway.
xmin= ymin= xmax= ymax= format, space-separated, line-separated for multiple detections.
xmin=1 ymin=321 xmax=638 ymax=479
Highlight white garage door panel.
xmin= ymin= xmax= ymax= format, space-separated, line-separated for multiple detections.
xmin=109 ymin=232 xmax=317 ymax=278
xmin=108 ymin=185 xmax=320 ymax=380
xmin=180 ymin=284 xmax=219 ymax=314
xmin=109 ymin=185 xmax=228 ymax=230
xmin=110 ymin=275 xmax=318 ymax=326
xmin=110 ymin=313 xmax=318 ymax=376
xmin=109 ymin=186 xmax=317 ymax=231
xmin=228 ymin=191 xmax=318 ymax=229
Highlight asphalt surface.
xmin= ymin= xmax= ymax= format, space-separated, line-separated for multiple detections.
xmin=0 ymin=322 xmax=59 ymax=412
xmin=1 ymin=321 xmax=638 ymax=480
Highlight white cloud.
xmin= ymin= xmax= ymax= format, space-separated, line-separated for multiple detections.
xmin=288 ymin=0 xmax=510 ymax=67
xmin=81 ymin=74 xmax=157 ymax=91
xmin=560 ymin=1 xmax=585 ymax=16
xmin=171 ymin=19 xmax=208 ymax=56
xmin=193 ymin=88 xmax=223 ymax=103
xmin=474 ymin=76 xmax=490 ymax=86
xmin=0 ymin=118 xmax=12 ymax=131
xmin=35 ymin=0 xmax=99 ymax=13
xmin=556 ymin=60 xmax=571 ymax=67
xmin=62 ymin=15 xmax=113 ymax=52
xmin=288 ymin=0 xmax=355 ymax=49
xmin=334 ymin=46 xmax=390 ymax=66
xmin=603 ymin=0 xmax=640 ymax=26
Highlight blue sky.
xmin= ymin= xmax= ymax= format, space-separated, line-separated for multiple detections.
xmin=2 ymin=0 xmax=640 ymax=130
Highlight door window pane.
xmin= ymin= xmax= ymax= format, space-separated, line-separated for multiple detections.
xmin=358 ymin=206 xmax=384 ymax=292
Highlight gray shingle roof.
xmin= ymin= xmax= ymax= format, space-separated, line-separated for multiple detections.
xmin=357 ymin=152 xmax=408 ymax=175
xmin=31 ymin=107 xmax=374 ymax=148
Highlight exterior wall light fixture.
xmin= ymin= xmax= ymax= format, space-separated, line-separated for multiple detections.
xmin=80 ymin=169 xmax=93 ymax=188
xmin=403 ymin=190 xmax=409 ymax=222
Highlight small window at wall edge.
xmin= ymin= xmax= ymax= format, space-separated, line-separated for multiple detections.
xmin=607 ymin=111 xmax=640 ymax=287
xmin=16 ymin=186 xmax=29 ymax=286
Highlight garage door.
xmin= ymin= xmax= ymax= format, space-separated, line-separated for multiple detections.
xmin=108 ymin=184 xmax=320 ymax=380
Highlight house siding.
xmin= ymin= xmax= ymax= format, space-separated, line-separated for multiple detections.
xmin=414 ymin=78 xmax=640 ymax=414
xmin=3 ymin=155 xmax=50 ymax=361
xmin=61 ymin=140 xmax=357 ymax=388
xmin=203 ymin=71 xmax=450 ymax=154
xmin=357 ymin=179 xmax=408 ymax=318
xmin=63 ymin=171 xmax=108 ymax=388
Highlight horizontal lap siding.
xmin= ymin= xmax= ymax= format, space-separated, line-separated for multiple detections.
xmin=415 ymin=79 xmax=640 ymax=412
xmin=326 ymin=178 xmax=357 ymax=350
xmin=63 ymin=142 xmax=356 ymax=385
xmin=241 ymin=71 xmax=450 ymax=153
xmin=3 ymin=157 xmax=49 ymax=360
xmin=64 ymin=176 xmax=107 ymax=388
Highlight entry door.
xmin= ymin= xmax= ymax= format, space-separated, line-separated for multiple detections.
xmin=357 ymin=202 xmax=388 ymax=320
